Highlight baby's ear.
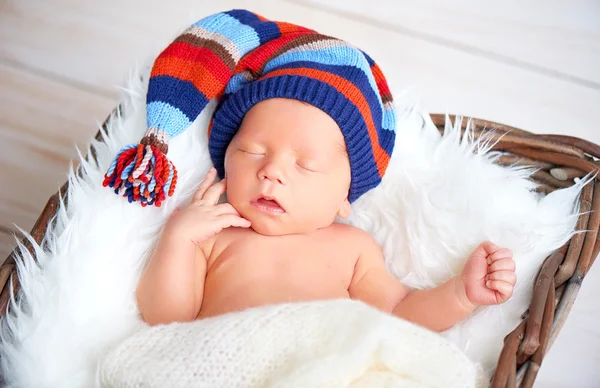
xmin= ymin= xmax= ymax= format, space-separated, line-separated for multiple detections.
xmin=337 ymin=198 xmax=351 ymax=219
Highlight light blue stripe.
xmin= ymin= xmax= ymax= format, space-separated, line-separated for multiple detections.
xmin=146 ymin=101 xmax=192 ymax=138
xmin=193 ymin=13 xmax=260 ymax=57
xmin=139 ymin=181 xmax=146 ymax=197
xmin=148 ymin=154 xmax=157 ymax=192
xmin=107 ymin=144 xmax=136 ymax=176
xmin=225 ymin=72 xmax=250 ymax=94
xmin=383 ymin=109 xmax=396 ymax=132
xmin=163 ymin=165 xmax=175 ymax=197
xmin=263 ymin=46 xmax=378 ymax=96
xmin=121 ymin=159 xmax=136 ymax=180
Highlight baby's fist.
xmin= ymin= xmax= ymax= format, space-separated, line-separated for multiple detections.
xmin=461 ymin=241 xmax=516 ymax=307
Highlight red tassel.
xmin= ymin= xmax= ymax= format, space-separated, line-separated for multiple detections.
xmin=103 ymin=144 xmax=178 ymax=207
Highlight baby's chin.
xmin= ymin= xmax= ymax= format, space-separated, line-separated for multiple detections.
xmin=231 ymin=201 xmax=334 ymax=236
xmin=247 ymin=216 xmax=333 ymax=237
xmin=247 ymin=217 xmax=298 ymax=237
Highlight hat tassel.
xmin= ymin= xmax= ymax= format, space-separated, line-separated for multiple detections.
xmin=102 ymin=143 xmax=177 ymax=207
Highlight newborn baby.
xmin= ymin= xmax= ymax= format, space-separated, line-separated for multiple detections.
xmin=136 ymin=98 xmax=516 ymax=331
xmin=99 ymin=10 xmax=516 ymax=333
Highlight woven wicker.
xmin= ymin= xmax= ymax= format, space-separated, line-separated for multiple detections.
xmin=1 ymin=111 xmax=598 ymax=387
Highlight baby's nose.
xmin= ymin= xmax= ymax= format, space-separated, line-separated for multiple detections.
xmin=258 ymin=162 xmax=287 ymax=184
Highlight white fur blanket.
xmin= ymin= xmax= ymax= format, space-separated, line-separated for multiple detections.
xmin=0 ymin=61 xmax=586 ymax=387
xmin=98 ymin=299 xmax=480 ymax=388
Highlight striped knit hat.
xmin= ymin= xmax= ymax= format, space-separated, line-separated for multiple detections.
xmin=103 ymin=9 xmax=396 ymax=207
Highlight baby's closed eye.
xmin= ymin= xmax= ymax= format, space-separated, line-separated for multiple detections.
xmin=296 ymin=161 xmax=319 ymax=172
xmin=238 ymin=147 xmax=265 ymax=156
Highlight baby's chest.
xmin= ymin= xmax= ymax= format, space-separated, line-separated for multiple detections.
xmin=214 ymin=235 xmax=357 ymax=285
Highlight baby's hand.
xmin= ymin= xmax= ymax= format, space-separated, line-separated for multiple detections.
xmin=460 ymin=241 xmax=516 ymax=307
xmin=164 ymin=168 xmax=251 ymax=245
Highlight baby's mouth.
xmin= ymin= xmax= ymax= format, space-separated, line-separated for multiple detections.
xmin=251 ymin=196 xmax=285 ymax=214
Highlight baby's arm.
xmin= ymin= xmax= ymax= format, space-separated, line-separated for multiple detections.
xmin=136 ymin=229 xmax=206 ymax=326
xmin=348 ymin=235 xmax=515 ymax=332
xmin=136 ymin=168 xmax=251 ymax=326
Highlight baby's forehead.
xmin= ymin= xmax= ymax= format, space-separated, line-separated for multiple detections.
xmin=240 ymin=126 xmax=347 ymax=155
xmin=236 ymin=99 xmax=348 ymax=155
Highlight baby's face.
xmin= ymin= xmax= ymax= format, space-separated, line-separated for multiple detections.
xmin=224 ymin=98 xmax=351 ymax=236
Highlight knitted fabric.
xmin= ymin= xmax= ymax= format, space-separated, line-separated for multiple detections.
xmin=99 ymin=300 xmax=479 ymax=387
xmin=103 ymin=9 xmax=396 ymax=206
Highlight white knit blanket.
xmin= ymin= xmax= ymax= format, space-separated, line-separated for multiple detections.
xmin=98 ymin=299 xmax=480 ymax=388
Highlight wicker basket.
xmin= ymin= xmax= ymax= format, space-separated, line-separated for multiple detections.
xmin=1 ymin=110 xmax=598 ymax=387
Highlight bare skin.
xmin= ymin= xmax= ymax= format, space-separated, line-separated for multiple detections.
xmin=137 ymin=98 xmax=517 ymax=332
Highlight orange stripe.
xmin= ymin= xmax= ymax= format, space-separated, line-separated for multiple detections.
xmin=275 ymin=22 xmax=312 ymax=34
xmin=151 ymin=56 xmax=225 ymax=99
xmin=262 ymin=68 xmax=389 ymax=176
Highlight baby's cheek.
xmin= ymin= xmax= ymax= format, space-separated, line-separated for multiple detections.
xmin=300 ymin=195 xmax=336 ymax=228
xmin=226 ymin=184 xmax=245 ymax=209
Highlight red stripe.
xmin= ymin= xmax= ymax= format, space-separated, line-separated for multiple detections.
xmin=156 ymin=42 xmax=231 ymax=85
xmin=375 ymin=79 xmax=391 ymax=98
xmin=152 ymin=56 xmax=227 ymax=100
xmin=236 ymin=30 xmax=314 ymax=73
xmin=370 ymin=63 xmax=392 ymax=98
xmin=168 ymin=167 xmax=178 ymax=196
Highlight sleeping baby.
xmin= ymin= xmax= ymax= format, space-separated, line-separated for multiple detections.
xmin=136 ymin=98 xmax=516 ymax=332
xmin=101 ymin=10 xmax=516 ymax=332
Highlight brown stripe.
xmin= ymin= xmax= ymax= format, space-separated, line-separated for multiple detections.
xmin=141 ymin=134 xmax=168 ymax=154
xmin=174 ymin=34 xmax=236 ymax=71
xmin=381 ymin=93 xmax=393 ymax=104
xmin=284 ymin=35 xmax=348 ymax=54
xmin=258 ymin=33 xmax=337 ymax=74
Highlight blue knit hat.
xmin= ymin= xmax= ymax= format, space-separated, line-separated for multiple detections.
xmin=103 ymin=9 xmax=396 ymax=206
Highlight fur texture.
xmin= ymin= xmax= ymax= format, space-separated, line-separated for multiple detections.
xmin=0 ymin=63 xmax=586 ymax=387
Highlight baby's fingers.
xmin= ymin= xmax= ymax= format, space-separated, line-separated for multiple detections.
xmin=489 ymin=258 xmax=515 ymax=272
xmin=214 ymin=203 xmax=241 ymax=217
xmin=202 ymin=179 xmax=227 ymax=205
xmin=474 ymin=241 xmax=502 ymax=258
xmin=487 ymin=270 xmax=516 ymax=285
xmin=486 ymin=280 xmax=514 ymax=303
xmin=193 ymin=168 xmax=217 ymax=202
xmin=470 ymin=241 xmax=497 ymax=261
xmin=488 ymin=248 xmax=513 ymax=265
xmin=218 ymin=214 xmax=251 ymax=229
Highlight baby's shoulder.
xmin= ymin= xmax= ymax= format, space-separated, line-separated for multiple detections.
xmin=326 ymin=223 xmax=382 ymax=257
xmin=323 ymin=222 xmax=374 ymax=245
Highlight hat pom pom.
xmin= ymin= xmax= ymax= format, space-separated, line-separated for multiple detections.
xmin=103 ymin=144 xmax=178 ymax=207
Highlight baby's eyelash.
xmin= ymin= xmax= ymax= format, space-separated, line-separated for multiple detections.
xmin=297 ymin=163 xmax=317 ymax=172
xmin=239 ymin=148 xmax=264 ymax=156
